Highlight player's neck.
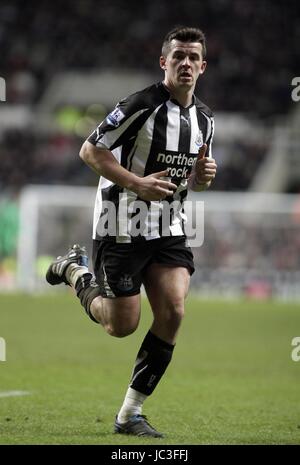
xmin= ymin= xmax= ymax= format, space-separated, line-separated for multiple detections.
xmin=163 ymin=82 xmax=194 ymax=108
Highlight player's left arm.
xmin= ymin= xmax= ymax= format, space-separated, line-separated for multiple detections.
xmin=187 ymin=143 xmax=217 ymax=191
xmin=188 ymin=116 xmax=217 ymax=192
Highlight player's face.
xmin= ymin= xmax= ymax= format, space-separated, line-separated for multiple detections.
xmin=160 ymin=40 xmax=206 ymax=91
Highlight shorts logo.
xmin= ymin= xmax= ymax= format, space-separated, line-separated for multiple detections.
xmin=106 ymin=107 xmax=125 ymax=127
xmin=117 ymin=274 xmax=133 ymax=291
xmin=195 ymin=130 xmax=203 ymax=146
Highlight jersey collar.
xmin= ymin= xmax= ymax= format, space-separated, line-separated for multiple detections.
xmin=159 ymin=81 xmax=195 ymax=108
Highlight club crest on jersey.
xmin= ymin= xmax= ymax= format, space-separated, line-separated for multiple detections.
xmin=195 ymin=130 xmax=204 ymax=147
xmin=106 ymin=107 xmax=125 ymax=127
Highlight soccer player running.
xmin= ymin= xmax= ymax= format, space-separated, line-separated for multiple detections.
xmin=46 ymin=26 xmax=217 ymax=438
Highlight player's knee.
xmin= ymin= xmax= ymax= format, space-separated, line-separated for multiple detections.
xmin=106 ymin=327 xmax=136 ymax=338
xmin=170 ymin=306 xmax=185 ymax=329
xmin=170 ymin=296 xmax=185 ymax=316
xmin=105 ymin=320 xmax=138 ymax=338
xmin=161 ymin=299 xmax=185 ymax=328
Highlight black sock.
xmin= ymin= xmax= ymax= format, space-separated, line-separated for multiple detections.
xmin=75 ymin=273 xmax=101 ymax=324
xmin=130 ymin=330 xmax=175 ymax=396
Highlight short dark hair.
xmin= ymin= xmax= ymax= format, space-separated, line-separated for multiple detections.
xmin=162 ymin=26 xmax=206 ymax=58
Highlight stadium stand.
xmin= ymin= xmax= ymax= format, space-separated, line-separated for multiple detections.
xmin=0 ymin=0 xmax=299 ymax=294
xmin=1 ymin=0 xmax=298 ymax=114
xmin=2 ymin=0 xmax=298 ymax=193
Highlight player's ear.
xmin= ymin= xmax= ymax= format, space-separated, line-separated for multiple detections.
xmin=199 ymin=61 xmax=207 ymax=74
xmin=160 ymin=56 xmax=167 ymax=70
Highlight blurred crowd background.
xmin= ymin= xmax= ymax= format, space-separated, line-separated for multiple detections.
xmin=0 ymin=0 xmax=300 ymax=296
xmin=1 ymin=0 xmax=299 ymax=192
xmin=1 ymin=0 xmax=298 ymax=112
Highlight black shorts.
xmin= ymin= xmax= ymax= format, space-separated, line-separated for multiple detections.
xmin=92 ymin=236 xmax=195 ymax=298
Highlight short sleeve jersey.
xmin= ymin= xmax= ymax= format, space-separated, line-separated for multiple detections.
xmin=88 ymin=81 xmax=214 ymax=243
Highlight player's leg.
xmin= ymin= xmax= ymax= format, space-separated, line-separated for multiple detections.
xmin=127 ymin=264 xmax=189 ymax=400
xmin=116 ymin=238 xmax=193 ymax=437
xmin=143 ymin=264 xmax=190 ymax=344
xmin=115 ymin=266 xmax=190 ymax=437
xmin=144 ymin=237 xmax=194 ymax=343
xmin=90 ymin=295 xmax=140 ymax=337
xmin=90 ymin=240 xmax=167 ymax=437
xmin=46 ymin=243 xmax=141 ymax=337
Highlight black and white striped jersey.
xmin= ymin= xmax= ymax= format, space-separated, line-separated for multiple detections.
xmin=88 ymin=81 xmax=214 ymax=243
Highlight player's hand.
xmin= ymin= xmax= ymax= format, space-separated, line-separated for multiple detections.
xmin=194 ymin=144 xmax=217 ymax=185
xmin=133 ymin=169 xmax=177 ymax=201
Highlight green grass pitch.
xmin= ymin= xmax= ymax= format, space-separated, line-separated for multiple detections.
xmin=0 ymin=292 xmax=299 ymax=445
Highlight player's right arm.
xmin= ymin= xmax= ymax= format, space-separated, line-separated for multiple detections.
xmin=79 ymin=141 xmax=176 ymax=201
xmin=80 ymin=89 xmax=176 ymax=201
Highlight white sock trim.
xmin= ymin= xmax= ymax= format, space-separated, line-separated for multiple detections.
xmin=66 ymin=264 xmax=89 ymax=288
xmin=117 ymin=387 xmax=148 ymax=424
